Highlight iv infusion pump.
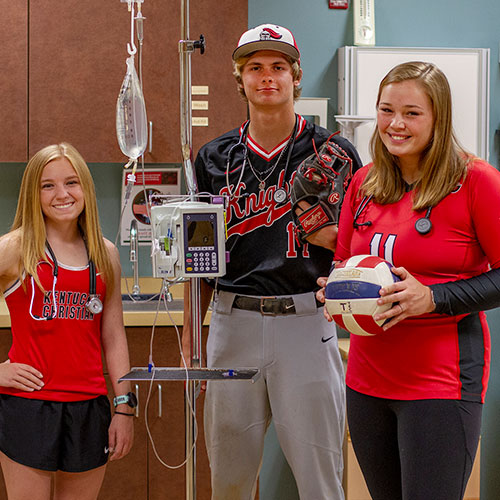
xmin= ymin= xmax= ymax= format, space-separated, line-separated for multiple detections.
xmin=151 ymin=199 xmax=226 ymax=278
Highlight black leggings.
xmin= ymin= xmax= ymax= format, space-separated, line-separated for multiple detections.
xmin=346 ymin=387 xmax=482 ymax=500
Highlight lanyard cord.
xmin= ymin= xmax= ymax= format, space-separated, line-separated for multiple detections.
xmin=225 ymin=116 xmax=298 ymax=198
xmin=29 ymin=241 xmax=98 ymax=321
xmin=353 ymin=195 xmax=373 ymax=229
xmin=225 ymin=121 xmax=250 ymax=200
xmin=29 ymin=243 xmax=59 ymax=321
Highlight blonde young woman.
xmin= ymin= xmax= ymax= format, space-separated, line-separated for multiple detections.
xmin=318 ymin=61 xmax=500 ymax=500
xmin=0 ymin=143 xmax=134 ymax=500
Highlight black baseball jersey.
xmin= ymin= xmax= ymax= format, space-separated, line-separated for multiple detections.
xmin=195 ymin=115 xmax=362 ymax=296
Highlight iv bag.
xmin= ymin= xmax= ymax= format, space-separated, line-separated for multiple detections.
xmin=116 ymin=56 xmax=148 ymax=161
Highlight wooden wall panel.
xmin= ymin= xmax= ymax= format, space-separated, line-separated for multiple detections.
xmin=190 ymin=1 xmax=249 ymax=156
xmin=136 ymin=1 xmax=183 ymax=163
xmin=29 ymin=0 xmax=130 ymax=162
xmin=130 ymin=0 xmax=249 ymax=163
xmin=29 ymin=0 xmax=248 ymax=164
xmin=0 ymin=1 xmax=28 ymax=162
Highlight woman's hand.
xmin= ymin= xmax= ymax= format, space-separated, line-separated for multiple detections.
xmin=374 ymin=266 xmax=435 ymax=330
xmin=108 ymin=412 xmax=134 ymax=461
xmin=316 ymin=276 xmax=334 ymax=322
xmin=0 ymin=360 xmax=44 ymax=391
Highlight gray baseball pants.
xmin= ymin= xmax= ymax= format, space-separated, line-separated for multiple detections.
xmin=204 ymin=290 xmax=346 ymax=500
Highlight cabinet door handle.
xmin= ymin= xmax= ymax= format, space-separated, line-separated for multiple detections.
xmin=158 ymin=383 xmax=162 ymax=418
xmin=149 ymin=121 xmax=153 ymax=153
xmin=134 ymin=384 xmax=139 ymax=418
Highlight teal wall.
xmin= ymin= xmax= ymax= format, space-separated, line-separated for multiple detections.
xmin=1 ymin=1 xmax=499 ymax=498
xmin=0 ymin=162 xmax=138 ymax=274
xmin=249 ymin=1 xmax=500 ymax=498
xmin=249 ymin=0 xmax=500 ymax=168
xmin=0 ymin=162 xmax=161 ymax=278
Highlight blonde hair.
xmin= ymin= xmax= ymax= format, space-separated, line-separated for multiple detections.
xmin=233 ymin=52 xmax=302 ymax=102
xmin=363 ymin=61 xmax=469 ymax=210
xmin=11 ymin=143 xmax=114 ymax=293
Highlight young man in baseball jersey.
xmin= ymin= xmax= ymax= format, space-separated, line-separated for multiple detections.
xmin=182 ymin=24 xmax=362 ymax=499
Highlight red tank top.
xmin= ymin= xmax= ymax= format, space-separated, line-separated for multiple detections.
xmin=2 ymin=256 xmax=107 ymax=401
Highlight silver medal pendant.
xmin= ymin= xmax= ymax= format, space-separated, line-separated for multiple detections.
xmin=259 ymin=181 xmax=266 ymax=191
xmin=274 ymin=188 xmax=287 ymax=203
xmin=86 ymin=296 xmax=103 ymax=315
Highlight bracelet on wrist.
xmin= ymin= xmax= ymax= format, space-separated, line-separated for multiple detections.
xmin=115 ymin=410 xmax=134 ymax=416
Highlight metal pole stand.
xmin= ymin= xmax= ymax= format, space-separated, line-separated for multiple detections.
xmin=334 ymin=115 xmax=375 ymax=144
xmin=120 ymin=366 xmax=260 ymax=500
xmin=120 ymin=368 xmax=260 ymax=382
xmin=178 ymin=0 xmax=207 ymax=492
xmin=122 ymin=3 xmax=257 ymax=499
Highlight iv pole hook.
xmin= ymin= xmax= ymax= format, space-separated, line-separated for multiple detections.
xmin=127 ymin=0 xmax=137 ymax=55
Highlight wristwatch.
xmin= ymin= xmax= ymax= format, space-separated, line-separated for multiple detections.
xmin=113 ymin=391 xmax=138 ymax=408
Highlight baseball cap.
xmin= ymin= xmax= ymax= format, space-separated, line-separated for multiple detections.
xmin=232 ymin=24 xmax=300 ymax=62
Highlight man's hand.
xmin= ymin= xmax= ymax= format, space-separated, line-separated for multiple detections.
xmin=316 ymin=276 xmax=334 ymax=322
xmin=290 ymin=135 xmax=352 ymax=246
xmin=296 ymin=201 xmax=338 ymax=251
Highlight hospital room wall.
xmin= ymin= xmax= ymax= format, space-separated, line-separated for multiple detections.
xmin=1 ymin=1 xmax=499 ymax=274
xmin=249 ymin=0 xmax=500 ymax=168
xmin=249 ymin=1 xmax=500 ymax=499
xmin=0 ymin=1 xmax=499 ymax=497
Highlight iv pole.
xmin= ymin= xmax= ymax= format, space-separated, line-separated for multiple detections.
xmin=179 ymin=1 xmax=205 ymax=498
xmin=120 ymin=4 xmax=258 ymax=500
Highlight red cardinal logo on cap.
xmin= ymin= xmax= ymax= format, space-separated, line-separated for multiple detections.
xmin=260 ymin=27 xmax=283 ymax=40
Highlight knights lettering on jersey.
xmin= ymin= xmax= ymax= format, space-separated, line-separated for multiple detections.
xmin=194 ymin=117 xmax=362 ymax=296
xmin=223 ymin=170 xmax=292 ymax=237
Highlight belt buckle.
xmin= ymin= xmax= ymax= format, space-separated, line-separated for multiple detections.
xmin=260 ymin=296 xmax=277 ymax=316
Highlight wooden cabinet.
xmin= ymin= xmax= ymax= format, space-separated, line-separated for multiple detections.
xmin=99 ymin=326 xmax=211 ymax=500
xmin=25 ymin=0 xmax=247 ymax=163
xmin=0 ymin=1 xmax=28 ymax=162
xmin=28 ymin=0 xmax=130 ymax=162
xmin=146 ymin=383 xmax=211 ymax=500
xmin=98 ymin=375 xmax=148 ymax=500
xmin=0 ymin=326 xmax=211 ymax=499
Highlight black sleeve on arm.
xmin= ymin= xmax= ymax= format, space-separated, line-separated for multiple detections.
xmin=430 ymin=268 xmax=500 ymax=316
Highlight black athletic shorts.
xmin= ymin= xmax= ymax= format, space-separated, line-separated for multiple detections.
xmin=0 ymin=394 xmax=111 ymax=472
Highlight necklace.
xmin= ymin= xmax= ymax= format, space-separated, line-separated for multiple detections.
xmin=246 ymin=138 xmax=291 ymax=191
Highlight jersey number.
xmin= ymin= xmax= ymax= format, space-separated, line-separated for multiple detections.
xmin=370 ymin=233 xmax=396 ymax=264
xmin=286 ymin=221 xmax=310 ymax=258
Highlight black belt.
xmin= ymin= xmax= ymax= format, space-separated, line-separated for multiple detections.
xmin=233 ymin=295 xmax=296 ymax=315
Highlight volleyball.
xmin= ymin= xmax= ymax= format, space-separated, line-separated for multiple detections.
xmin=325 ymin=255 xmax=400 ymax=336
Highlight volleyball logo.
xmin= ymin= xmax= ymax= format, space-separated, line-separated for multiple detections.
xmin=325 ymin=255 xmax=400 ymax=336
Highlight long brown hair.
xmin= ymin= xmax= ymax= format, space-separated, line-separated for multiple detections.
xmin=11 ymin=143 xmax=114 ymax=292
xmin=362 ymin=61 xmax=469 ymax=210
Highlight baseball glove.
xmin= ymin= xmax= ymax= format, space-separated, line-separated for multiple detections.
xmin=290 ymin=133 xmax=353 ymax=244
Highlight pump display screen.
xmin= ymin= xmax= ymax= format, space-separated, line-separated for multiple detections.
xmin=187 ymin=220 xmax=215 ymax=249
xmin=183 ymin=212 xmax=220 ymax=275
